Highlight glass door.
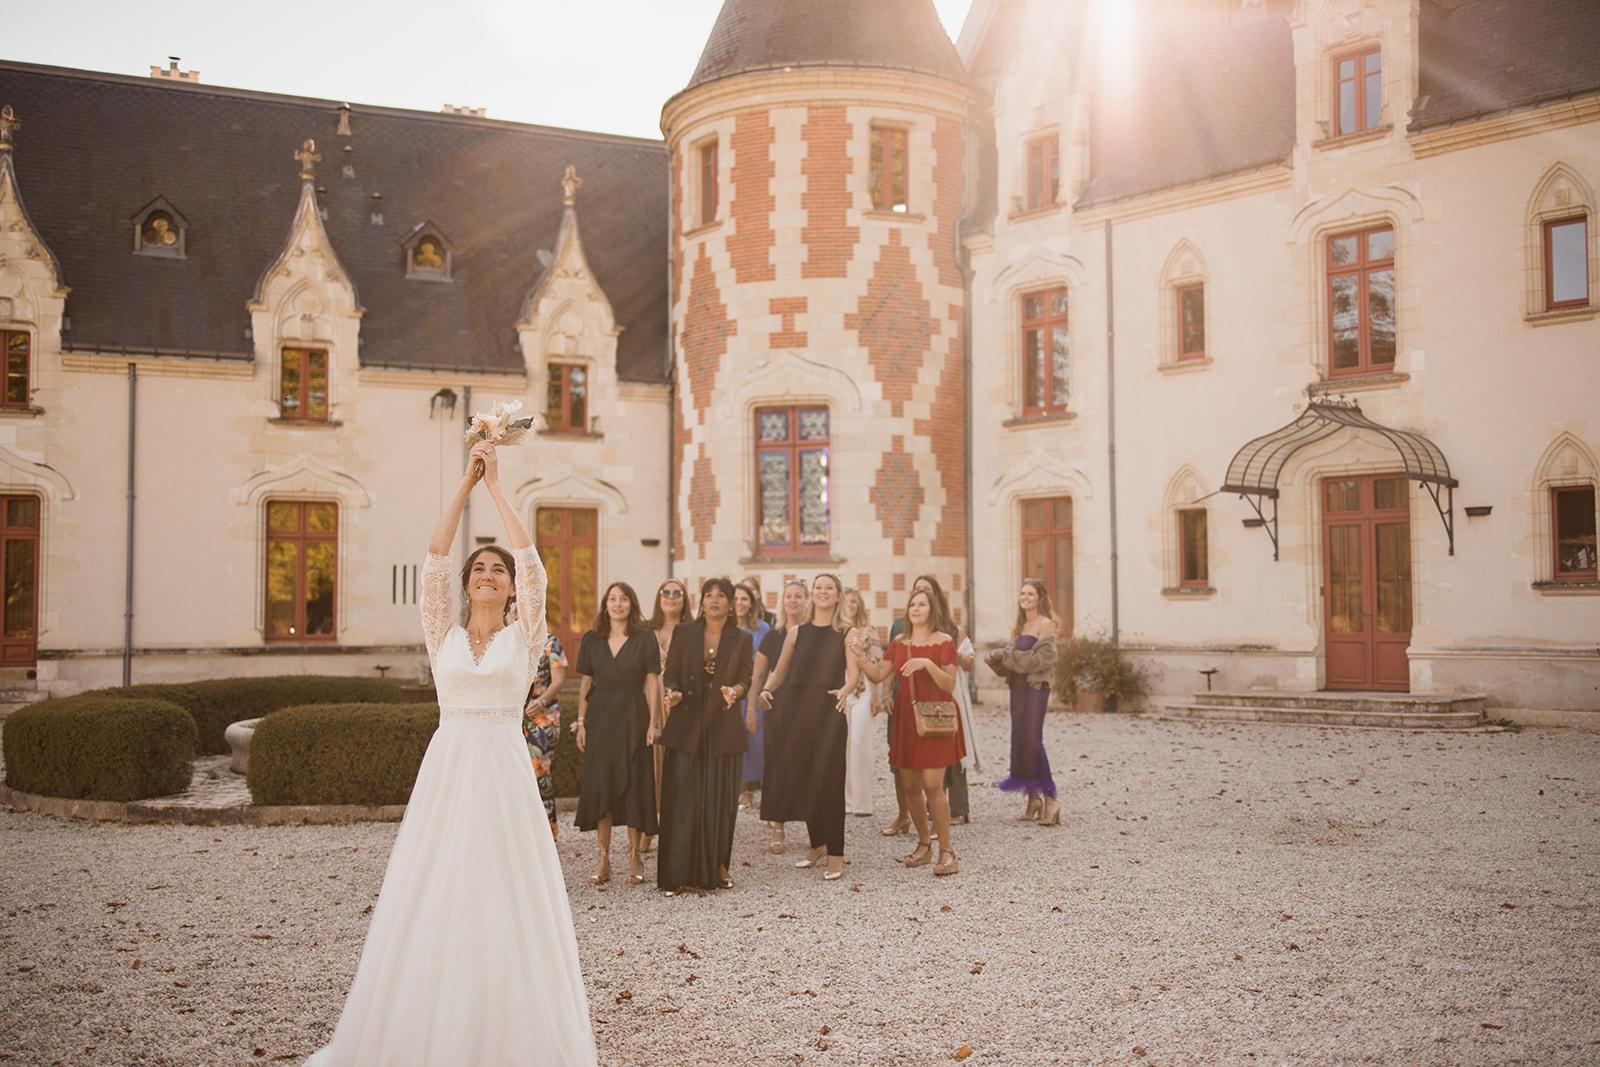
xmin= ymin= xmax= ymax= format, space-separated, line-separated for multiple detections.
xmin=1321 ymin=476 xmax=1410 ymax=691
xmin=536 ymin=507 xmax=598 ymax=657
xmin=0 ymin=496 xmax=39 ymax=666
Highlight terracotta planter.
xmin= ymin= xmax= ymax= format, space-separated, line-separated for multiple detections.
xmin=1074 ymin=687 xmax=1106 ymax=713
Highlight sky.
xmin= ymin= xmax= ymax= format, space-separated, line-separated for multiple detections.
xmin=5 ymin=0 xmax=977 ymax=140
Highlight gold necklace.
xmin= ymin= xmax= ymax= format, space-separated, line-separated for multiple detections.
xmin=467 ymin=625 xmax=505 ymax=662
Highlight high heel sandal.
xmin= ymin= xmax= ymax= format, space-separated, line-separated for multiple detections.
xmin=933 ymin=850 xmax=961 ymax=876
xmin=627 ymin=848 xmax=644 ymax=885
xmin=639 ymin=835 xmax=655 ymax=854
xmin=880 ymin=816 xmax=911 ymax=838
xmin=1018 ymin=796 xmax=1042 ymax=822
xmin=794 ymin=846 xmax=827 ymax=869
xmin=902 ymin=841 xmax=933 ymax=868
xmin=586 ymin=854 xmax=612 ymax=886
xmin=1038 ymin=798 xmax=1061 ymax=827
xmin=822 ymin=859 xmax=844 ymax=882
xmin=767 ymin=827 xmax=786 ymax=854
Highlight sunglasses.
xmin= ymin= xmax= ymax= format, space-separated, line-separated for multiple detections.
xmin=660 ymin=589 xmax=684 ymax=598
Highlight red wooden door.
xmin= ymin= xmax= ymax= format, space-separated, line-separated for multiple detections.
xmin=536 ymin=507 xmax=597 ymax=656
xmin=1020 ymin=496 xmax=1073 ymax=635
xmin=0 ymin=495 xmax=40 ymax=666
xmin=1322 ymin=475 xmax=1411 ymax=691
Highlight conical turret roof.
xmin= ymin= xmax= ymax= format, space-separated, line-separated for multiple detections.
xmin=683 ymin=0 xmax=967 ymax=93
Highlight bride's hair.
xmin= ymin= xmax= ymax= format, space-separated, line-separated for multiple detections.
xmin=459 ymin=545 xmax=517 ymax=625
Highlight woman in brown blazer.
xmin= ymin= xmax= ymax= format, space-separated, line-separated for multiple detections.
xmin=656 ymin=577 xmax=754 ymax=893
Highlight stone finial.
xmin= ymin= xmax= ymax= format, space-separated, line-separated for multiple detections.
xmin=294 ymin=138 xmax=321 ymax=181
xmin=0 ymin=105 xmax=18 ymax=152
xmin=562 ymin=164 xmax=582 ymax=207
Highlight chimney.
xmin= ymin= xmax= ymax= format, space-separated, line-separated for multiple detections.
xmin=150 ymin=56 xmax=200 ymax=83
xmin=440 ymin=103 xmax=487 ymax=117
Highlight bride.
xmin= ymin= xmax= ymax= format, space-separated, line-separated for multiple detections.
xmin=307 ymin=442 xmax=597 ymax=1066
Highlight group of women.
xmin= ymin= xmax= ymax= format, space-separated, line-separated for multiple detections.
xmin=535 ymin=567 xmax=1068 ymax=895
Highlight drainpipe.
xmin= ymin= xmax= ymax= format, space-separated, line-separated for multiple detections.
xmin=1104 ymin=221 xmax=1120 ymax=647
xmin=665 ymin=148 xmax=678 ymax=578
xmin=958 ymin=109 xmax=981 ymax=698
xmin=460 ymin=384 xmax=471 ymax=559
xmin=121 ymin=363 xmax=137 ymax=686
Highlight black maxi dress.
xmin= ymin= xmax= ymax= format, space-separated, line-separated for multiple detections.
xmin=657 ymin=619 xmax=754 ymax=891
xmin=757 ymin=626 xmax=795 ymax=822
xmin=762 ymin=623 xmax=848 ymax=856
xmin=574 ymin=629 xmax=660 ymax=834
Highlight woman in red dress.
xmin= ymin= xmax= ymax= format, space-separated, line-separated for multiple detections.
xmin=857 ymin=588 xmax=963 ymax=876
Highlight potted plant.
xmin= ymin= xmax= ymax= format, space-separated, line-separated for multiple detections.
xmin=1055 ymin=634 xmax=1145 ymax=713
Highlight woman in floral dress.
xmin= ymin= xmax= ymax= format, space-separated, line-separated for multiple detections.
xmin=522 ymin=633 xmax=567 ymax=836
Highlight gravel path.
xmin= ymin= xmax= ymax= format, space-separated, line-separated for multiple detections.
xmin=3 ymin=710 xmax=1598 ymax=1066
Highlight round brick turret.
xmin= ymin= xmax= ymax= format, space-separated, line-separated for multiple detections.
xmin=663 ymin=0 xmax=975 ymax=623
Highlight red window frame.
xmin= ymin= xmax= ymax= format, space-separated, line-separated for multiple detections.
xmin=1021 ymin=496 xmax=1073 ymax=635
xmin=279 ymin=347 xmax=329 ymax=421
xmin=1176 ymin=283 xmax=1206 ymax=361
xmin=869 ymin=124 xmax=909 ymax=213
xmin=2 ymin=330 xmax=31 ymax=410
xmin=1021 ymin=287 xmax=1069 ymax=415
xmin=698 ymin=140 xmax=718 ymax=226
xmin=545 ymin=362 xmax=589 ymax=433
xmin=1333 ymin=47 xmax=1382 ymax=136
xmin=754 ymin=405 xmax=831 ymax=558
xmin=1552 ymin=485 xmax=1598 ymax=581
xmin=1326 ymin=226 xmax=1395 ymax=378
xmin=264 ymin=500 xmax=339 ymax=644
xmin=1178 ymin=508 xmax=1209 ymax=588
xmin=1025 ymin=134 xmax=1060 ymax=211
xmin=1544 ymin=215 xmax=1590 ymax=311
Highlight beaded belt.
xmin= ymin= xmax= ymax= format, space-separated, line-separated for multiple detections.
xmin=438 ymin=704 xmax=522 ymax=725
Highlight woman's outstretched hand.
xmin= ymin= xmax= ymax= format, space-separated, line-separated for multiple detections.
xmin=469 ymin=442 xmax=500 ymax=489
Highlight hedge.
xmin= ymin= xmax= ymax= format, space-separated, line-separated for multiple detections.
xmin=248 ymin=700 xmax=585 ymax=808
xmin=3 ymin=696 xmax=196 ymax=801
xmin=93 ymin=675 xmax=413 ymax=756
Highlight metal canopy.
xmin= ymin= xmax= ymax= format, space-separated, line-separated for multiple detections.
xmin=1220 ymin=397 xmax=1459 ymax=560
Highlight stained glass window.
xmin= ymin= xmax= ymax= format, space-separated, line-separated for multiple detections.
xmin=264 ymin=500 xmax=338 ymax=642
xmin=756 ymin=406 xmax=830 ymax=555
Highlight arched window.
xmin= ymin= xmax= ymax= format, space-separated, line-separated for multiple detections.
xmin=1162 ymin=466 xmax=1215 ymax=596
xmin=1532 ymin=433 xmax=1599 ymax=590
xmin=1158 ymin=240 xmax=1209 ymax=370
xmin=131 ymin=198 xmax=187 ymax=257
xmin=1525 ymin=164 xmax=1596 ymax=320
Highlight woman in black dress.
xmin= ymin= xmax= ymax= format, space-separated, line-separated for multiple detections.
xmin=640 ymin=578 xmax=693 ymax=855
xmin=758 ymin=574 xmax=858 ymax=882
xmin=575 ymin=581 xmax=661 ymax=886
xmin=751 ymin=579 xmax=808 ymax=854
xmin=658 ymin=577 xmax=753 ymax=893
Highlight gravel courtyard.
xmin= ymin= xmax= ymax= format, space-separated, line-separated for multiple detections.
xmin=3 ymin=709 xmax=1598 ymax=1066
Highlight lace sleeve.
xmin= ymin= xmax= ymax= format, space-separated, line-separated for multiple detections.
xmin=420 ymin=552 xmax=456 ymax=660
xmin=513 ymin=546 xmax=549 ymax=671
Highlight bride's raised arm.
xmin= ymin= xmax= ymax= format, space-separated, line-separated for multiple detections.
xmin=420 ymin=450 xmax=481 ymax=659
xmin=474 ymin=443 xmax=549 ymax=658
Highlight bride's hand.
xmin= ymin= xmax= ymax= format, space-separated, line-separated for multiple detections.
xmin=469 ymin=442 xmax=500 ymax=489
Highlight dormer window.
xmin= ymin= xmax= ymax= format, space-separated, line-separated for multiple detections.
xmin=1333 ymin=47 xmax=1381 ymax=136
xmin=403 ymin=224 xmax=453 ymax=280
xmin=1024 ymin=134 xmax=1060 ymax=212
xmin=132 ymin=198 xmax=187 ymax=257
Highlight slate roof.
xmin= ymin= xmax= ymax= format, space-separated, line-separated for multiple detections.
xmin=0 ymin=62 xmax=670 ymax=381
xmin=1076 ymin=11 xmax=1297 ymax=208
xmin=1411 ymin=0 xmax=1600 ymax=130
xmin=681 ymin=0 xmax=967 ymax=95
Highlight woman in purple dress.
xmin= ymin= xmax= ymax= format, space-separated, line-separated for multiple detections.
xmin=985 ymin=580 xmax=1060 ymax=825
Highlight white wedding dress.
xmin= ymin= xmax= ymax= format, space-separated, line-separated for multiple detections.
xmin=306 ymin=547 xmax=597 ymax=1066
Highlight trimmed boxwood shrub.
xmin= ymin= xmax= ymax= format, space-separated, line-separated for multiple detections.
xmin=3 ymin=696 xmax=196 ymax=801
xmin=248 ymin=703 xmax=439 ymax=806
xmin=96 ymin=676 xmax=412 ymax=756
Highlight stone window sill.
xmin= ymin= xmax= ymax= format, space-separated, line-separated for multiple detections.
xmin=1313 ymin=125 xmax=1393 ymax=151
xmin=1003 ymin=410 xmax=1077 ymax=429
xmin=1532 ymin=580 xmax=1600 ymax=596
xmin=1162 ymin=586 xmax=1217 ymax=598
xmin=538 ymin=428 xmax=603 ymax=441
xmin=1525 ymin=304 xmax=1597 ymax=327
xmin=1159 ymin=357 xmax=1214 ymax=375
xmin=269 ymin=416 xmax=343 ymax=428
xmin=1308 ymin=371 xmax=1410 ymax=395
xmin=0 ymin=405 xmax=45 ymax=418
xmin=684 ymin=220 xmax=722 ymax=239
xmin=863 ymin=209 xmax=925 ymax=223
xmin=1007 ymin=203 xmax=1066 ymax=223
xmin=739 ymin=553 xmax=847 ymax=567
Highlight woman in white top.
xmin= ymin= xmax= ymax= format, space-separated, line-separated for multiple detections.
xmin=305 ymin=442 xmax=596 ymax=1066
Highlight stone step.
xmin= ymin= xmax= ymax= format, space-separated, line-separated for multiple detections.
xmin=1155 ymin=702 xmax=1485 ymax=730
xmin=1190 ymin=690 xmax=1486 ymax=716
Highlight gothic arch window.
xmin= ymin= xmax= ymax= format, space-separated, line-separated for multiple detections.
xmin=1162 ymin=465 xmax=1216 ymax=596
xmin=1158 ymin=240 xmax=1209 ymax=370
xmin=403 ymin=224 xmax=453 ymax=281
xmin=1525 ymin=163 xmax=1596 ymax=320
xmin=131 ymin=198 xmax=187 ymax=258
xmin=1531 ymin=433 xmax=1599 ymax=591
